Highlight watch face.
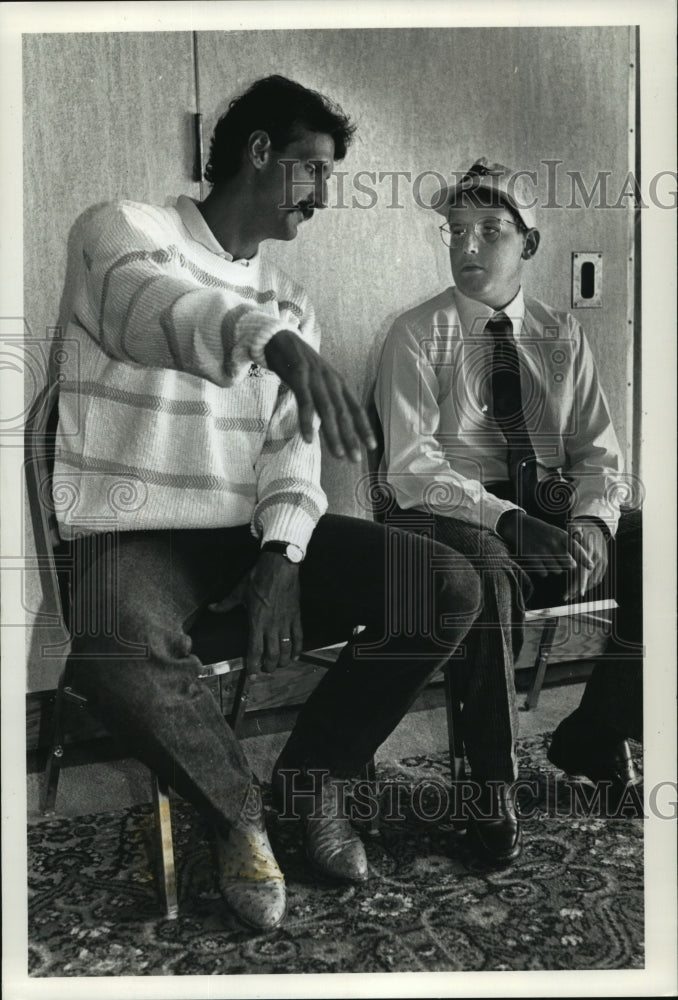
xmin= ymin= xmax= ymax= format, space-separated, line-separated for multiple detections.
xmin=286 ymin=544 xmax=304 ymax=564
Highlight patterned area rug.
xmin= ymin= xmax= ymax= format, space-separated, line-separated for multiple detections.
xmin=28 ymin=734 xmax=643 ymax=976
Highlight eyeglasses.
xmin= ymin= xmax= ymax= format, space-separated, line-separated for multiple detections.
xmin=439 ymin=217 xmax=524 ymax=248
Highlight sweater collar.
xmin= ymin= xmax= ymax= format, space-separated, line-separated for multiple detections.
xmin=175 ymin=195 xmax=259 ymax=266
xmin=453 ymin=285 xmax=525 ymax=339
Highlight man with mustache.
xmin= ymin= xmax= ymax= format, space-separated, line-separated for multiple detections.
xmin=53 ymin=76 xmax=482 ymax=930
xmin=376 ymin=158 xmax=643 ymax=864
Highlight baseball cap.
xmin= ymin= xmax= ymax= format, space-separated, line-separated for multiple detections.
xmin=434 ymin=157 xmax=538 ymax=230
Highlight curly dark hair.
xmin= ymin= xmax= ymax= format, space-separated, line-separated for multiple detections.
xmin=204 ymin=74 xmax=356 ymax=186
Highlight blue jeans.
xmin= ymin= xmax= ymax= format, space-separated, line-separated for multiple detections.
xmin=66 ymin=514 xmax=481 ymax=835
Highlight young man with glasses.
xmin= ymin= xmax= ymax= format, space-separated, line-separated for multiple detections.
xmin=375 ymin=158 xmax=643 ymax=864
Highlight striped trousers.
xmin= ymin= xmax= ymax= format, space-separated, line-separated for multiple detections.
xmin=390 ymin=504 xmax=643 ymax=778
xmin=389 ymin=506 xmax=528 ymax=782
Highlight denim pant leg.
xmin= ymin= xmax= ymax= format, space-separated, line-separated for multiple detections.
xmin=67 ymin=527 xmax=257 ymax=835
xmin=277 ymin=513 xmax=482 ymax=778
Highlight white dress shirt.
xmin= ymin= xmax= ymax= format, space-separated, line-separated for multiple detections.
xmin=375 ymin=285 xmax=623 ymax=535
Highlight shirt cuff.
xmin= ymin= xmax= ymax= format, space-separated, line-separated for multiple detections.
xmin=393 ymin=480 xmax=522 ymax=533
xmin=488 ymin=497 xmax=524 ymax=534
xmin=570 ymin=498 xmax=620 ymax=538
xmin=251 ymin=497 xmax=327 ymax=555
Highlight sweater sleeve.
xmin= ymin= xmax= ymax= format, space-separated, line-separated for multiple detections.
xmin=74 ymin=201 xmax=298 ymax=386
xmin=251 ymin=301 xmax=327 ymax=552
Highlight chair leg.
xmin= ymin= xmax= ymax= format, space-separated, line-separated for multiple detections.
xmin=443 ymin=663 xmax=465 ymax=781
xmin=42 ymin=676 xmax=68 ymax=815
xmin=43 ymin=671 xmax=180 ymax=919
xmin=360 ymin=756 xmax=380 ymax=837
xmin=524 ymin=617 xmax=559 ymax=711
xmin=228 ymin=666 xmax=251 ymax=737
xmin=151 ymin=773 xmax=178 ymax=920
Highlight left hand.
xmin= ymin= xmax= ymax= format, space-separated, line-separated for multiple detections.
xmin=208 ymin=552 xmax=303 ymax=673
xmin=565 ymin=519 xmax=609 ymax=599
xmin=264 ymin=330 xmax=377 ymax=462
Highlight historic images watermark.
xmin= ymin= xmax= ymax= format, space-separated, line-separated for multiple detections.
xmin=269 ymin=768 xmax=675 ymax=823
xmin=278 ymin=159 xmax=677 ymax=211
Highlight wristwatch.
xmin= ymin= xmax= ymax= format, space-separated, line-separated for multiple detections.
xmin=261 ymin=540 xmax=305 ymax=564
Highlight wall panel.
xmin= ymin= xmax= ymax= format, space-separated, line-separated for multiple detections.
xmin=196 ymin=26 xmax=634 ymax=514
xmin=23 ymin=26 xmax=635 ymax=691
xmin=23 ymin=31 xmax=198 ymax=691
xmin=23 ymin=31 xmax=198 ymax=350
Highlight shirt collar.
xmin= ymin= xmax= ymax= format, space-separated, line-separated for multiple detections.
xmin=453 ymin=286 xmax=525 ymax=339
xmin=175 ymin=195 xmax=258 ymax=266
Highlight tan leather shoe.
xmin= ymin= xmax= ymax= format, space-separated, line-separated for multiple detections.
xmin=273 ymin=770 xmax=368 ymax=884
xmin=215 ymin=787 xmax=286 ymax=931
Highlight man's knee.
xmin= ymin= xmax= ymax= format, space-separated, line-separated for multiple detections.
xmin=473 ymin=529 xmax=513 ymax=566
xmin=435 ymin=530 xmax=522 ymax=640
xmin=472 ymin=532 xmax=522 ymax=604
xmin=68 ymin=621 xmax=198 ymax=700
xmin=73 ymin=608 xmax=193 ymax=658
xmin=433 ymin=517 xmax=515 ymax=571
xmin=432 ymin=548 xmax=482 ymax=622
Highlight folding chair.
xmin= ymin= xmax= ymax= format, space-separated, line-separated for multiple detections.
xmin=25 ymin=382 xmax=374 ymax=919
xmin=40 ymin=658 xmax=250 ymax=920
xmin=522 ymin=598 xmax=616 ymax=711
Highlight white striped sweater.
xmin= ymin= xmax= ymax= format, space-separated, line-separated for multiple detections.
xmin=53 ymin=195 xmax=327 ymax=550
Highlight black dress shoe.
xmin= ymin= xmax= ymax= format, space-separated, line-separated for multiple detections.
xmin=465 ymin=781 xmax=522 ymax=867
xmin=548 ymin=724 xmax=641 ymax=791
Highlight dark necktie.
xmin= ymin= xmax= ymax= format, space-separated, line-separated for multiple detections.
xmin=487 ymin=314 xmax=539 ymax=511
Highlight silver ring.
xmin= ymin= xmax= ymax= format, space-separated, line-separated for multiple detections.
xmin=281 ymin=637 xmax=291 ymax=644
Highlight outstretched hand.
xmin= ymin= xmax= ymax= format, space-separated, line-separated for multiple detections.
xmin=264 ymin=330 xmax=377 ymax=462
xmin=209 ymin=552 xmax=303 ymax=673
